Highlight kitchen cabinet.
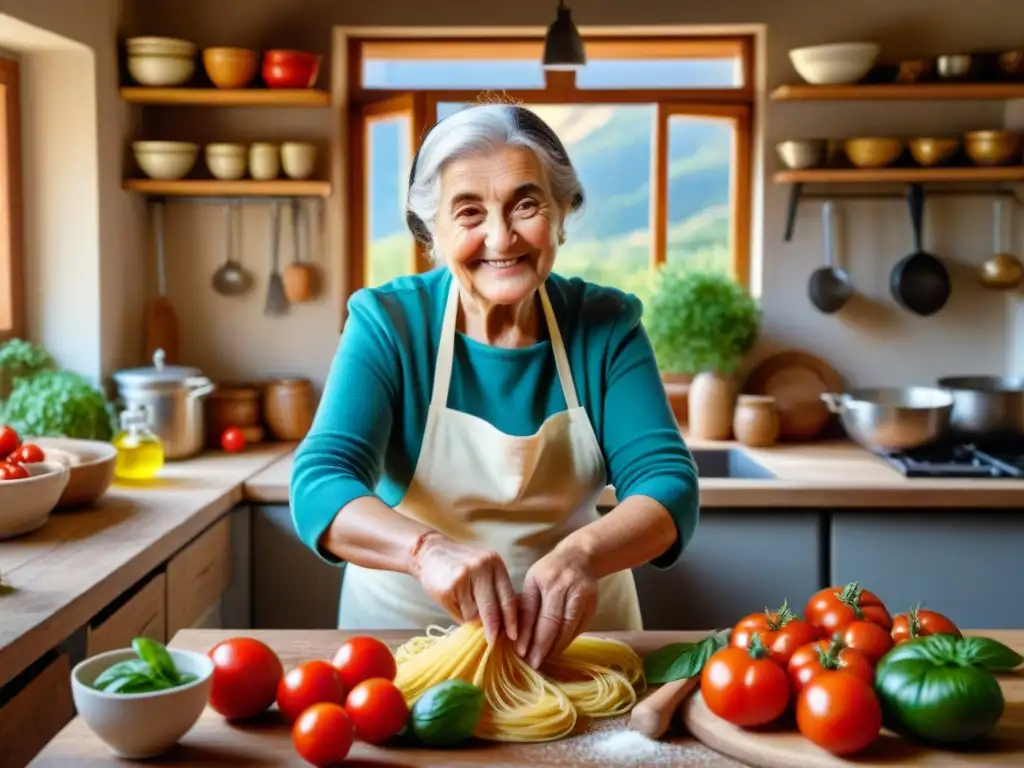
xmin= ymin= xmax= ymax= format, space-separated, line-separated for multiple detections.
xmin=252 ymin=505 xmax=343 ymax=629
xmin=86 ymin=572 xmax=166 ymax=657
xmin=630 ymin=510 xmax=825 ymax=631
xmin=0 ymin=652 xmax=74 ymax=768
xmin=830 ymin=510 xmax=1024 ymax=628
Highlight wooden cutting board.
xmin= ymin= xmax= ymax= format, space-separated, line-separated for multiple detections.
xmin=682 ymin=653 xmax=1024 ymax=766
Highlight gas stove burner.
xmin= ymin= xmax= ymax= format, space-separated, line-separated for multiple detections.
xmin=880 ymin=443 xmax=1024 ymax=478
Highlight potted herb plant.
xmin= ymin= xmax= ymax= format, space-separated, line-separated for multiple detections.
xmin=645 ymin=266 xmax=760 ymax=439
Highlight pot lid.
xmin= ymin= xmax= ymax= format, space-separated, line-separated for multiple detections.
xmin=113 ymin=349 xmax=205 ymax=388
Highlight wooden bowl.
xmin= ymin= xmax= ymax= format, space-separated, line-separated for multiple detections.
xmin=202 ymin=47 xmax=258 ymax=89
xmin=30 ymin=437 xmax=117 ymax=508
xmin=844 ymin=137 xmax=904 ymax=168
xmin=909 ymin=137 xmax=960 ymax=166
xmin=964 ymin=130 xmax=1021 ymax=166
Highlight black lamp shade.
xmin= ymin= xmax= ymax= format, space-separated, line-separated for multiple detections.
xmin=543 ymin=7 xmax=586 ymax=70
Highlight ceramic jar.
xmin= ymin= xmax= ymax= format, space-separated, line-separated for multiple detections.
xmin=687 ymin=371 xmax=736 ymax=440
xmin=263 ymin=377 xmax=315 ymax=441
xmin=733 ymin=394 xmax=781 ymax=447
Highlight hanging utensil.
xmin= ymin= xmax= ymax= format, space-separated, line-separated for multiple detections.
xmin=889 ymin=184 xmax=951 ymax=316
xmin=980 ymin=197 xmax=1023 ymax=290
xmin=144 ymin=200 xmax=180 ymax=364
xmin=808 ymin=200 xmax=853 ymax=314
xmin=283 ymin=197 xmax=318 ymax=303
xmin=212 ymin=202 xmax=255 ymax=297
xmin=264 ymin=201 xmax=290 ymax=317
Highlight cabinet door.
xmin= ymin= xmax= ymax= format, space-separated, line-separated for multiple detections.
xmin=87 ymin=573 xmax=166 ymax=657
xmin=166 ymin=517 xmax=232 ymax=638
xmin=632 ymin=511 xmax=825 ymax=631
xmin=0 ymin=652 xmax=74 ymax=768
xmin=252 ymin=505 xmax=343 ymax=629
xmin=831 ymin=510 xmax=1024 ymax=629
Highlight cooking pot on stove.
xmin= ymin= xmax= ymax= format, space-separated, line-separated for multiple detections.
xmin=821 ymin=387 xmax=954 ymax=454
xmin=112 ymin=349 xmax=215 ymax=460
xmin=936 ymin=376 xmax=1024 ymax=447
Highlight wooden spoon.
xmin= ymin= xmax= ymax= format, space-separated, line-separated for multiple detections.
xmin=628 ymin=677 xmax=700 ymax=739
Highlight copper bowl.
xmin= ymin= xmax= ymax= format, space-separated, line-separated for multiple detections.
xmin=909 ymin=137 xmax=961 ymax=167
xmin=964 ymin=130 xmax=1021 ymax=166
xmin=202 ymin=47 xmax=258 ymax=89
xmin=844 ymin=137 xmax=905 ymax=168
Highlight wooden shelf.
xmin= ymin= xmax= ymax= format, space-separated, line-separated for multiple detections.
xmin=120 ymin=87 xmax=330 ymax=107
xmin=774 ymin=166 xmax=1024 ymax=184
xmin=122 ymin=179 xmax=332 ymax=197
xmin=771 ymin=82 xmax=1024 ymax=102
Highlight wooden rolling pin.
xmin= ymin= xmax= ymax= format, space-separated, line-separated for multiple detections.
xmin=628 ymin=677 xmax=700 ymax=739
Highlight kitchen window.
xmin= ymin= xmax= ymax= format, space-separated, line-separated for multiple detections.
xmin=346 ymin=35 xmax=754 ymax=301
xmin=0 ymin=56 xmax=22 ymax=342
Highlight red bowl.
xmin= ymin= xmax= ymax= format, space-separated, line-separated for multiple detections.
xmin=262 ymin=49 xmax=321 ymax=88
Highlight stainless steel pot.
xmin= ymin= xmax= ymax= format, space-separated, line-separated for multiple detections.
xmin=112 ymin=349 xmax=215 ymax=460
xmin=936 ymin=376 xmax=1024 ymax=445
xmin=821 ymin=387 xmax=954 ymax=453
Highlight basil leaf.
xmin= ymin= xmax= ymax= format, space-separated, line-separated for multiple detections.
xmin=958 ymin=636 xmax=1024 ymax=670
xmin=105 ymin=673 xmax=167 ymax=694
xmin=177 ymin=672 xmax=198 ymax=685
xmin=133 ymin=637 xmax=179 ymax=684
xmin=644 ymin=629 xmax=731 ymax=684
xmin=93 ymin=659 xmax=155 ymax=690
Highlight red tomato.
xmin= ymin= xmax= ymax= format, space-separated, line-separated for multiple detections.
xmin=787 ymin=637 xmax=874 ymax=695
xmin=292 ymin=702 xmax=354 ymax=767
xmin=0 ymin=461 xmax=29 ymax=481
xmin=804 ymin=582 xmax=892 ymax=638
xmin=220 ymin=427 xmax=246 ymax=453
xmin=0 ymin=425 xmax=20 ymax=460
xmin=344 ymin=678 xmax=409 ymax=745
xmin=796 ymin=670 xmax=882 ymax=755
xmin=332 ymin=636 xmax=397 ymax=689
xmin=731 ymin=599 xmax=819 ymax=666
xmin=841 ymin=620 xmax=894 ymax=665
xmin=699 ymin=638 xmax=790 ymax=728
xmin=208 ymin=637 xmax=284 ymax=720
xmin=892 ymin=605 xmax=962 ymax=644
xmin=7 ymin=443 xmax=44 ymax=464
xmin=277 ymin=660 xmax=347 ymax=723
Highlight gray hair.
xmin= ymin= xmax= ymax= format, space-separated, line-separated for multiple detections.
xmin=405 ymin=104 xmax=585 ymax=258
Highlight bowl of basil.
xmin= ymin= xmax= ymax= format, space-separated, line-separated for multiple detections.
xmin=70 ymin=637 xmax=214 ymax=759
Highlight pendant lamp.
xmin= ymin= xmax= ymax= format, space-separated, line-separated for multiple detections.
xmin=543 ymin=0 xmax=586 ymax=70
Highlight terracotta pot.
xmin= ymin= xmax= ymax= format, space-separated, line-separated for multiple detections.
xmin=687 ymin=371 xmax=736 ymax=440
xmin=263 ymin=377 xmax=315 ymax=441
xmin=662 ymin=373 xmax=693 ymax=426
xmin=733 ymin=395 xmax=781 ymax=447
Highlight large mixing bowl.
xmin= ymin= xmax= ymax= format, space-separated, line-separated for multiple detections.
xmin=821 ymin=387 xmax=953 ymax=453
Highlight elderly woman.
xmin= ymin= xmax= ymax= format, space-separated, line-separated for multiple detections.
xmin=291 ymin=103 xmax=699 ymax=669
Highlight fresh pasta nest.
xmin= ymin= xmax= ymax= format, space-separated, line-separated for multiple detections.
xmin=394 ymin=622 xmax=646 ymax=742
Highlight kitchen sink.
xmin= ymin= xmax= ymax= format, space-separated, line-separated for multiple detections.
xmin=690 ymin=449 xmax=777 ymax=480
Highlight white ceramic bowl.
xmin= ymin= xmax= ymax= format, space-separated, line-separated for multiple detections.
xmin=28 ymin=437 xmax=117 ymax=508
xmin=71 ymin=647 xmax=214 ymax=759
xmin=789 ymin=42 xmax=880 ymax=84
xmin=205 ymin=143 xmax=248 ymax=180
xmin=248 ymin=142 xmax=280 ymax=180
xmin=0 ymin=461 xmax=68 ymax=539
xmin=133 ymin=141 xmax=198 ymax=180
xmin=126 ymin=37 xmax=196 ymax=56
xmin=281 ymin=141 xmax=317 ymax=179
xmin=127 ymin=54 xmax=196 ymax=87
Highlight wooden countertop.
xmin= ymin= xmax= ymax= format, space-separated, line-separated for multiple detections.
xmin=0 ymin=442 xmax=295 ymax=691
xmin=32 ymin=628 xmax=1024 ymax=767
xmin=245 ymin=438 xmax=1024 ymax=509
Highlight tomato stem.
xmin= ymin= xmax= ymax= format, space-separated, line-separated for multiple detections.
xmin=835 ymin=581 xmax=865 ymax=620
xmin=763 ymin=598 xmax=795 ymax=631
xmin=816 ymin=635 xmax=847 ymax=670
xmin=746 ymin=631 xmax=770 ymax=659
xmin=906 ymin=603 xmax=923 ymax=638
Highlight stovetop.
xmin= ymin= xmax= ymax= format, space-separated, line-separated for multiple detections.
xmin=880 ymin=444 xmax=1024 ymax=478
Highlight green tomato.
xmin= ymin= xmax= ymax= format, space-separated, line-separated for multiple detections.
xmin=410 ymin=679 xmax=485 ymax=747
xmin=874 ymin=634 xmax=1021 ymax=744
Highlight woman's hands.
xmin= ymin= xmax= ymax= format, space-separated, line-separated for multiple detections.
xmin=515 ymin=545 xmax=599 ymax=669
xmin=411 ymin=532 xmax=519 ymax=645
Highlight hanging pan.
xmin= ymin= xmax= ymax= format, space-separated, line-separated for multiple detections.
xmin=890 ymin=184 xmax=951 ymax=316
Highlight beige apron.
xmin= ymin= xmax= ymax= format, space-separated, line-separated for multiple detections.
xmin=337 ymin=276 xmax=643 ymax=633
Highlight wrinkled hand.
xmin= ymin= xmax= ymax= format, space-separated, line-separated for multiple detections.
xmin=515 ymin=546 xmax=599 ymax=669
xmin=412 ymin=533 xmax=518 ymax=645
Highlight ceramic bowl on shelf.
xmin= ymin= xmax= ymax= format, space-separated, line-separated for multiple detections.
xmin=133 ymin=141 xmax=198 ymax=180
xmin=71 ymin=647 xmax=214 ymax=759
xmin=126 ymin=37 xmax=196 ymax=87
xmin=281 ymin=142 xmax=317 ymax=179
xmin=0 ymin=461 xmax=69 ymax=539
xmin=776 ymin=139 xmax=827 ymax=170
xmin=964 ymin=130 xmax=1021 ymax=166
xmin=205 ymin=143 xmax=248 ymax=180
xmin=908 ymin=137 xmax=961 ymax=167
xmin=789 ymin=42 xmax=880 ymax=84
xmin=248 ymin=142 xmax=280 ymax=180
xmin=202 ymin=47 xmax=258 ymax=89
xmin=27 ymin=437 xmax=118 ymax=508
xmin=262 ymin=49 xmax=321 ymax=88
xmin=844 ymin=137 xmax=904 ymax=168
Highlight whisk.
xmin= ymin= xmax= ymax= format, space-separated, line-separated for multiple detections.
xmin=264 ymin=200 xmax=290 ymax=316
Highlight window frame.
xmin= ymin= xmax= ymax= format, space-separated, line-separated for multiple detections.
xmin=345 ymin=34 xmax=755 ymax=294
xmin=0 ymin=56 xmax=22 ymax=343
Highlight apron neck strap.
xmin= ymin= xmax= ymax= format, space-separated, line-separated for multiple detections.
xmin=431 ymin=275 xmax=580 ymax=410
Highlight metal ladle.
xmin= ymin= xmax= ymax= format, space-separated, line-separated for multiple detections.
xmin=808 ymin=200 xmax=853 ymax=313
xmin=980 ymin=197 xmax=1023 ymax=290
xmin=211 ymin=202 xmax=254 ymax=296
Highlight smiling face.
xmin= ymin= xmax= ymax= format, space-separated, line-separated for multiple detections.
xmin=433 ymin=144 xmax=561 ymax=309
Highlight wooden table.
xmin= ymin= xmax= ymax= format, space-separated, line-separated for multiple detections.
xmin=31 ymin=629 xmax=745 ymax=767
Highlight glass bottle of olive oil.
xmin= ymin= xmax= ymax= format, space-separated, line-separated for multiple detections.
xmin=113 ymin=406 xmax=165 ymax=480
